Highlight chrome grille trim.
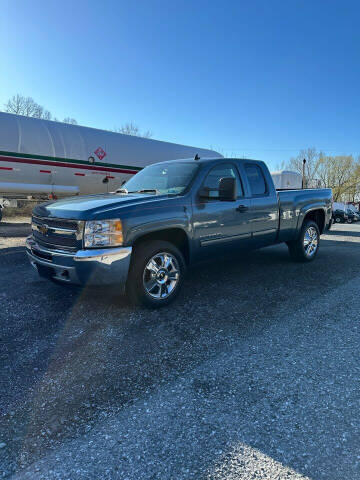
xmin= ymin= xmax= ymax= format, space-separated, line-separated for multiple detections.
xmin=32 ymin=224 xmax=77 ymax=236
xmin=32 ymin=215 xmax=79 ymax=230
xmin=31 ymin=215 xmax=83 ymax=251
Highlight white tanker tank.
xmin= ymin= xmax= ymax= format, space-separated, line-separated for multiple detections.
xmin=0 ymin=112 xmax=221 ymax=217
xmin=271 ymin=170 xmax=302 ymax=190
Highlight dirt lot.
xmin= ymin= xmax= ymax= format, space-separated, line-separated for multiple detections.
xmin=0 ymin=220 xmax=359 ymax=479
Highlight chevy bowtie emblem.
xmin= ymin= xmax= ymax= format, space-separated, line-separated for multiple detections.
xmin=39 ymin=224 xmax=49 ymax=236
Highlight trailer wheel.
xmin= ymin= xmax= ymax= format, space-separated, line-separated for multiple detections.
xmin=126 ymin=240 xmax=186 ymax=308
xmin=287 ymin=220 xmax=320 ymax=262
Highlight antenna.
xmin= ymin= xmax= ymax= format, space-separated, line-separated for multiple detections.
xmin=194 ymin=154 xmax=200 ymax=161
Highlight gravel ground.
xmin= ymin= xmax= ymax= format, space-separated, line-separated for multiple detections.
xmin=0 ymin=218 xmax=31 ymax=249
xmin=0 ymin=221 xmax=359 ymax=479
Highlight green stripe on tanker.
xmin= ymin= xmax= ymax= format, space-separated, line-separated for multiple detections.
xmin=0 ymin=150 xmax=142 ymax=172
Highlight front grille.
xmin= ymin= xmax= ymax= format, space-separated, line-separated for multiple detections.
xmin=31 ymin=215 xmax=83 ymax=251
xmin=34 ymin=217 xmax=79 ymax=230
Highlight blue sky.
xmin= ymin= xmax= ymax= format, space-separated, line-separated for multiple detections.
xmin=1 ymin=0 xmax=359 ymax=168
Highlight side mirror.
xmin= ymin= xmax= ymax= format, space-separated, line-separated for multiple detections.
xmin=199 ymin=186 xmax=211 ymax=199
xmin=219 ymin=177 xmax=237 ymax=201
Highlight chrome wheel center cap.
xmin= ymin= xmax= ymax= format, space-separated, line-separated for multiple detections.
xmin=156 ymin=269 xmax=168 ymax=284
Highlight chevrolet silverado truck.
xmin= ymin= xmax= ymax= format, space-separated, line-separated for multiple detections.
xmin=26 ymin=157 xmax=332 ymax=307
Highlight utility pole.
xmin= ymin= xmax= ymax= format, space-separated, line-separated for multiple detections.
xmin=302 ymin=158 xmax=306 ymax=189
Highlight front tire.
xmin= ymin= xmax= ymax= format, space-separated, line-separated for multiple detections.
xmin=334 ymin=215 xmax=342 ymax=223
xmin=287 ymin=220 xmax=320 ymax=262
xmin=126 ymin=240 xmax=186 ymax=308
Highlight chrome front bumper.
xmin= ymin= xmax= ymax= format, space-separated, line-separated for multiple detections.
xmin=26 ymin=236 xmax=132 ymax=287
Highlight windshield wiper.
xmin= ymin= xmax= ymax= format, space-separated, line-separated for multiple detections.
xmin=115 ymin=188 xmax=160 ymax=195
xmin=133 ymin=189 xmax=160 ymax=194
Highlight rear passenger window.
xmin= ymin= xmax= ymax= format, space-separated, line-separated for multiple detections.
xmin=245 ymin=165 xmax=267 ymax=195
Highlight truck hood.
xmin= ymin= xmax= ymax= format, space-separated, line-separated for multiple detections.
xmin=33 ymin=193 xmax=173 ymax=219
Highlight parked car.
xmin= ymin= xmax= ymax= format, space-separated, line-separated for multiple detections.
xmin=345 ymin=205 xmax=360 ymax=223
xmin=353 ymin=211 xmax=360 ymax=221
xmin=26 ymin=157 xmax=332 ymax=307
xmin=346 ymin=209 xmax=358 ymax=223
xmin=333 ymin=208 xmax=348 ymax=223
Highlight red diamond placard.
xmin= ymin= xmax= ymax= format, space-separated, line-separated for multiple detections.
xmin=94 ymin=147 xmax=106 ymax=160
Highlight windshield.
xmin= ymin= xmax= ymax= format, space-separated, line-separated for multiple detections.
xmin=120 ymin=162 xmax=199 ymax=195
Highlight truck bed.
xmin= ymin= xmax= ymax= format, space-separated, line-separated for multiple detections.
xmin=277 ymin=188 xmax=332 ymax=242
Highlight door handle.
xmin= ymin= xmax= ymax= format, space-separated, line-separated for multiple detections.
xmin=236 ymin=204 xmax=249 ymax=213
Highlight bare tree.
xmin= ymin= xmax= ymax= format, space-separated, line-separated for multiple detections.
xmin=286 ymin=149 xmax=360 ymax=201
xmin=63 ymin=117 xmax=78 ymax=125
xmin=42 ymin=110 xmax=52 ymax=120
xmin=112 ymin=122 xmax=152 ymax=138
xmin=3 ymin=94 xmax=77 ymax=125
xmin=4 ymin=95 xmax=152 ymax=137
xmin=317 ymin=155 xmax=360 ymax=201
xmin=286 ymin=148 xmax=324 ymax=187
xmin=4 ymin=94 xmax=52 ymax=119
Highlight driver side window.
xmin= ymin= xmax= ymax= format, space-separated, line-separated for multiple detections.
xmin=202 ymin=163 xmax=243 ymax=199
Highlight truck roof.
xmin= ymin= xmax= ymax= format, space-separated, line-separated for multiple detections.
xmin=152 ymin=157 xmax=260 ymax=166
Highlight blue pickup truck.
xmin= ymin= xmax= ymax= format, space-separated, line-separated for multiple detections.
xmin=26 ymin=157 xmax=332 ymax=307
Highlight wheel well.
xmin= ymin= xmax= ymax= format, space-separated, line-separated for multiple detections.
xmin=132 ymin=228 xmax=190 ymax=264
xmin=304 ymin=209 xmax=325 ymax=233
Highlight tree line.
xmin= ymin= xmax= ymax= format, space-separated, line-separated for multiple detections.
xmin=284 ymin=148 xmax=360 ymax=202
xmin=1 ymin=94 xmax=152 ymax=138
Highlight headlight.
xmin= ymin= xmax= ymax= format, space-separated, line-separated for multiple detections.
xmin=84 ymin=219 xmax=123 ymax=248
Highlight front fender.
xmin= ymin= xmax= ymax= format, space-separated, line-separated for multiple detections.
xmin=127 ymin=218 xmax=191 ymax=245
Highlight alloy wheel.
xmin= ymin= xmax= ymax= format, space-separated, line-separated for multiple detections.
xmin=303 ymin=226 xmax=319 ymax=258
xmin=143 ymin=252 xmax=180 ymax=299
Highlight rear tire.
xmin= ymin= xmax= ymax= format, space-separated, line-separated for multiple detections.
xmin=334 ymin=216 xmax=342 ymax=223
xmin=126 ymin=240 xmax=186 ymax=308
xmin=287 ymin=220 xmax=320 ymax=262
